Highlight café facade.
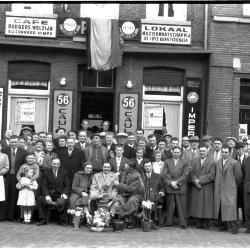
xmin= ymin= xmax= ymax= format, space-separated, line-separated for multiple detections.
xmin=0 ymin=3 xmax=242 ymax=140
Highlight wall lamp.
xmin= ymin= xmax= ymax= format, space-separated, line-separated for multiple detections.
xmin=126 ymin=80 xmax=133 ymax=89
xmin=59 ymin=77 xmax=66 ymax=86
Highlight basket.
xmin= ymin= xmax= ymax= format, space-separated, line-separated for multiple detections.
xmin=90 ymin=226 xmax=104 ymax=232
xmin=112 ymin=220 xmax=124 ymax=232
xmin=141 ymin=220 xmax=153 ymax=232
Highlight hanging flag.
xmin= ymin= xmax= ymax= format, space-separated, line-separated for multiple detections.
xmin=87 ymin=18 xmax=123 ymax=71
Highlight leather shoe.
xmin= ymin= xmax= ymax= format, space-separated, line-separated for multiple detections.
xmin=181 ymin=225 xmax=188 ymax=229
xmin=231 ymin=230 xmax=238 ymax=234
xmin=37 ymin=219 xmax=47 ymax=226
xmin=127 ymin=223 xmax=135 ymax=229
xmin=58 ymin=220 xmax=67 ymax=226
xmin=244 ymin=229 xmax=250 ymax=233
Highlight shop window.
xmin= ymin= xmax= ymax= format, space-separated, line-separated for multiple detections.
xmin=80 ymin=4 xmax=119 ymax=19
xmin=79 ymin=66 xmax=114 ymax=88
xmin=239 ymin=79 xmax=250 ymax=138
xmin=12 ymin=3 xmax=54 ymax=14
xmin=146 ymin=3 xmax=187 ymax=21
xmin=243 ymin=4 xmax=250 ymax=16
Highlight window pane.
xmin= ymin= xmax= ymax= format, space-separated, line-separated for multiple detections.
xmin=81 ymin=68 xmax=97 ymax=87
xmin=243 ymin=4 xmax=250 ymax=16
xmin=240 ymin=79 xmax=250 ymax=105
xmin=98 ymin=70 xmax=113 ymax=88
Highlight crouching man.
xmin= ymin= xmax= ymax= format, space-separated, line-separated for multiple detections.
xmin=37 ymin=158 xmax=70 ymax=226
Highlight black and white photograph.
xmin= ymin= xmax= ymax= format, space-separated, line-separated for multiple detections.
xmin=0 ymin=0 xmax=250 ymax=248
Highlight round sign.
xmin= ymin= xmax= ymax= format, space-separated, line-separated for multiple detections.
xmin=63 ymin=18 xmax=77 ymax=32
xmin=187 ymin=92 xmax=199 ymax=104
xmin=121 ymin=21 xmax=136 ymax=35
xmin=56 ymin=93 xmax=70 ymax=106
xmin=122 ymin=96 xmax=136 ymax=109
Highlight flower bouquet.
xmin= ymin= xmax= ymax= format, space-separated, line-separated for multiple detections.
xmin=141 ymin=200 xmax=154 ymax=232
xmin=86 ymin=208 xmax=111 ymax=232
xmin=67 ymin=207 xmax=86 ymax=229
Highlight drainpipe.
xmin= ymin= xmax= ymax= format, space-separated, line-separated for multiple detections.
xmin=204 ymin=4 xmax=208 ymax=50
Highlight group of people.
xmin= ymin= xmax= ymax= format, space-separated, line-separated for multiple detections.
xmin=0 ymin=119 xmax=250 ymax=234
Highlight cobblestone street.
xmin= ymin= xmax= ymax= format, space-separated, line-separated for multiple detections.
xmin=1 ymin=221 xmax=250 ymax=248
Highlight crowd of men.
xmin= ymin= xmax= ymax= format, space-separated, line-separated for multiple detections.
xmin=0 ymin=118 xmax=250 ymax=234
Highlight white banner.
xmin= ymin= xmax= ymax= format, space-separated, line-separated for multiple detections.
xmin=16 ymin=99 xmax=35 ymax=124
xmin=141 ymin=23 xmax=191 ymax=45
xmin=5 ymin=16 xmax=56 ymax=38
xmin=0 ymin=88 xmax=3 ymax=139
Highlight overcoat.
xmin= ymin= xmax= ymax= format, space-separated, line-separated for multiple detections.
xmin=241 ymin=157 xmax=250 ymax=210
xmin=214 ymin=158 xmax=242 ymax=221
xmin=189 ymin=157 xmax=215 ymax=218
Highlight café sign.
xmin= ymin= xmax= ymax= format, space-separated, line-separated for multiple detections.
xmin=119 ymin=93 xmax=138 ymax=133
xmin=5 ymin=16 xmax=56 ymax=38
xmin=53 ymin=90 xmax=73 ymax=134
xmin=141 ymin=23 xmax=191 ymax=45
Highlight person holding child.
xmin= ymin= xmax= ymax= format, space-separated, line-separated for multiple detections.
xmin=16 ymin=168 xmax=38 ymax=224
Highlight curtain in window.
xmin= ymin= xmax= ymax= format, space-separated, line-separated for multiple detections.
xmin=9 ymin=97 xmax=48 ymax=135
xmin=143 ymin=102 xmax=180 ymax=138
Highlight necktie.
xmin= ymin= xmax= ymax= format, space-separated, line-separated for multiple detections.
xmin=192 ymin=150 xmax=195 ymax=160
xmin=68 ymin=149 xmax=72 ymax=156
xmin=53 ymin=169 xmax=57 ymax=178
xmin=12 ymin=148 xmax=16 ymax=157
xmin=215 ymin=151 xmax=219 ymax=161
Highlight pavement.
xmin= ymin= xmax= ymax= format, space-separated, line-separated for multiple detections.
xmin=1 ymin=221 xmax=250 ymax=248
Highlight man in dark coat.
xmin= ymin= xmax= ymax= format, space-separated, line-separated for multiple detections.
xmin=123 ymin=133 xmax=136 ymax=159
xmin=114 ymin=162 xmax=144 ymax=229
xmin=74 ymin=131 xmax=91 ymax=151
xmin=189 ymin=144 xmax=215 ymax=229
xmin=36 ymin=158 xmax=70 ymax=226
xmin=5 ymin=135 xmax=26 ymax=220
xmin=57 ymin=138 xmax=85 ymax=182
xmin=0 ymin=129 xmax=12 ymax=153
xmin=162 ymin=147 xmax=190 ymax=228
xmin=214 ymin=145 xmax=242 ymax=234
xmin=242 ymin=144 xmax=250 ymax=233
xmin=145 ymin=134 xmax=157 ymax=162
xmin=141 ymin=160 xmax=164 ymax=229
xmin=131 ymin=147 xmax=149 ymax=175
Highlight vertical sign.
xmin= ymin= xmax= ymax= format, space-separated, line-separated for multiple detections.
xmin=183 ymin=78 xmax=202 ymax=137
xmin=53 ymin=90 xmax=73 ymax=134
xmin=119 ymin=93 xmax=138 ymax=133
xmin=0 ymin=88 xmax=3 ymax=139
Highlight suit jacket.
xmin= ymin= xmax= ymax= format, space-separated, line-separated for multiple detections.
xmin=162 ymin=158 xmax=190 ymax=194
xmin=42 ymin=152 xmax=58 ymax=171
xmin=242 ymin=157 xmax=250 ymax=210
xmin=58 ymin=147 xmax=86 ymax=181
xmin=0 ymin=139 xmax=10 ymax=153
xmin=130 ymin=157 xmax=150 ymax=175
xmin=207 ymin=146 xmax=215 ymax=161
xmin=84 ymin=145 xmax=109 ymax=165
xmin=160 ymin=149 xmax=173 ymax=161
xmin=102 ymin=142 xmax=116 ymax=153
xmin=123 ymin=144 xmax=136 ymax=159
xmin=144 ymin=146 xmax=157 ymax=162
xmin=0 ymin=152 xmax=9 ymax=175
xmin=6 ymin=147 xmax=26 ymax=175
xmin=109 ymin=156 xmax=130 ymax=173
xmin=141 ymin=171 xmax=164 ymax=203
xmin=90 ymin=172 xmax=118 ymax=200
xmin=74 ymin=141 xmax=91 ymax=151
xmin=182 ymin=148 xmax=200 ymax=163
xmin=41 ymin=168 xmax=70 ymax=197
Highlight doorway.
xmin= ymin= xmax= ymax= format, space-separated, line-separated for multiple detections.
xmin=80 ymin=92 xmax=114 ymax=132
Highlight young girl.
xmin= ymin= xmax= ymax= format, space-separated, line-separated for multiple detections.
xmin=16 ymin=168 xmax=38 ymax=224
xmin=152 ymin=150 xmax=165 ymax=174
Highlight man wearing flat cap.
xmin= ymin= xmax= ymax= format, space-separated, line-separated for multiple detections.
xmin=162 ymin=133 xmax=172 ymax=150
xmin=181 ymin=136 xmax=190 ymax=152
xmin=182 ymin=136 xmax=200 ymax=163
xmin=201 ymin=135 xmax=214 ymax=160
xmin=84 ymin=133 xmax=109 ymax=174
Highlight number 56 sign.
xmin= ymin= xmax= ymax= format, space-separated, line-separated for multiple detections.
xmin=53 ymin=90 xmax=73 ymax=134
xmin=119 ymin=93 xmax=138 ymax=133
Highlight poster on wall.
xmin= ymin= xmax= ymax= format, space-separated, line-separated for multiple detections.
xmin=0 ymin=88 xmax=3 ymax=139
xmin=119 ymin=93 xmax=138 ymax=133
xmin=15 ymin=99 xmax=35 ymax=124
xmin=144 ymin=105 xmax=163 ymax=128
xmin=53 ymin=90 xmax=73 ymax=134
xmin=239 ymin=124 xmax=248 ymax=137
xmin=183 ymin=78 xmax=202 ymax=137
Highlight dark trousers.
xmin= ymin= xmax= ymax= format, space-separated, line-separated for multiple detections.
xmin=194 ymin=217 xmax=210 ymax=228
xmin=37 ymin=196 xmax=69 ymax=222
xmin=166 ymin=193 xmax=187 ymax=226
xmin=244 ymin=194 xmax=250 ymax=230
xmin=5 ymin=174 xmax=19 ymax=220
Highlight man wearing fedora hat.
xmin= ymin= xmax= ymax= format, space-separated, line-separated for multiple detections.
xmin=37 ymin=158 xmax=70 ymax=226
xmin=182 ymin=136 xmax=200 ymax=163
xmin=84 ymin=133 xmax=109 ymax=174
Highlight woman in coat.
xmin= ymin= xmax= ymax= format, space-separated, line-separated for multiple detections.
xmin=0 ymin=141 xmax=9 ymax=220
xmin=70 ymin=162 xmax=93 ymax=211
